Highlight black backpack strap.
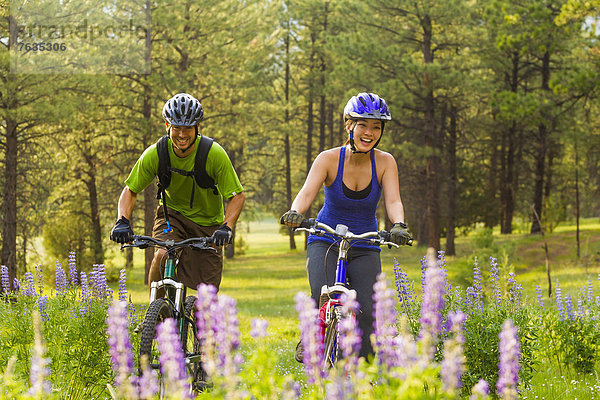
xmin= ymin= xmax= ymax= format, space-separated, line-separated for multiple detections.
xmin=156 ymin=135 xmax=173 ymax=233
xmin=194 ymin=136 xmax=218 ymax=196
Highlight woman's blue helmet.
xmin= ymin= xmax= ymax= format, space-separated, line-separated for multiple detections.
xmin=344 ymin=93 xmax=391 ymax=153
xmin=343 ymin=92 xmax=391 ymax=121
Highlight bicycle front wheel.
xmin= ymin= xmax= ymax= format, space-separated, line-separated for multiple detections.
xmin=139 ymin=298 xmax=173 ymax=398
xmin=181 ymin=295 xmax=210 ymax=393
xmin=323 ymin=306 xmax=341 ymax=368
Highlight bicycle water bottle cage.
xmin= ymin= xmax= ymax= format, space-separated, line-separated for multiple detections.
xmin=335 ymin=224 xmax=348 ymax=236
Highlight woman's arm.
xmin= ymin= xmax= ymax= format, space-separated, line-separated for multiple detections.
xmin=380 ymin=153 xmax=405 ymax=224
xmin=290 ymin=152 xmax=331 ymax=215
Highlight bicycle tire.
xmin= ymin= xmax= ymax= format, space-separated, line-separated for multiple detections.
xmin=181 ymin=295 xmax=210 ymax=393
xmin=323 ymin=306 xmax=341 ymax=368
xmin=139 ymin=298 xmax=173 ymax=399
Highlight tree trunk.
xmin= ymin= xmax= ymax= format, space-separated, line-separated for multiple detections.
xmin=445 ymin=104 xmax=457 ymax=256
xmin=142 ymin=82 xmax=155 ymax=282
xmin=531 ymin=51 xmax=551 ymax=234
xmin=1 ymin=115 xmax=18 ymax=288
xmin=284 ymin=20 xmax=296 ymax=250
xmin=84 ymin=163 xmax=104 ymax=264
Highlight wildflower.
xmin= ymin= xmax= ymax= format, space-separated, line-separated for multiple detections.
xmin=339 ymin=291 xmax=361 ymax=362
xmin=555 ymin=281 xmax=565 ymax=321
xmin=118 ymin=269 xmax=128 ymax=302
xmin=294 ymin=291 xmax=325 ymax=385
xmin=55 ymin=263 xmax=67 ymax=295
xmin=22 ymin=272 xmax=37 ymax=297
xmin=373 ymin=273 xmax=399 ymax=367
xmin=393 ymin=262 xmax=416 ymax=314
xmin=250 ymin=318 xmax=269 ymax=339
xmin=79 ymin=272 xmax=92 ymax=316
xmin=419 ymin=249 xmax=446 ymax=361
xmin=216 ymin=294 xmax=242 ymax=381
xmin=13 ymin=278 xmax=20 ymax=293
xmin=497 ymin=320 xmax=520 ymax=400
xmin=507 ymin=273 xmax=522 ymax=307
xmin=195 ymin=284 xmax=219 ymax=377
xmin=565 ymin=295 xmax=575 ymax=321
xmin=490 ymin=257 xmax=502 ymax=305
xmin=420 ymin=256 xmax=428 ymax=287
xmin=29 ymin=311 xmax=52 ymax=396
xmin=441 ymin=311 xmax=466 ymax=394
xmin=1 ymin=265 xmax=9 ymax=294
xmin=106 ymin=300 xmax=137 ymax=398
xmin=37 ymin=296 xmax=49 ymax=322
xmin=470 ymin=378 xmax=490 ymax=399
xmin=92 ymin=264 xmax=109 ymax=300
xmin=68 ymin=251 xmax=78 ymax=287
xmin=535 ymin=285 xmax=544 ymax=309
xmin=137 ymin=354 xmax=158 ymax=399
xmin=156 ymin=318 xmax=192 ymax=399
xmin=472 ymin=259 xmax=483 ymax=313
xmin=35 ymin=264 xmax=44 ymax=296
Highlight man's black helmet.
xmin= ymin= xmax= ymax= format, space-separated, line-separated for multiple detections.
xmin=162 ymin=93 xmax=204 ymax=126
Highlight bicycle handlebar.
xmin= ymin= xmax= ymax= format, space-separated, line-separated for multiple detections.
xmin=295 ymin=218 xmax=412 ymax=247
xmin=120 ymin=235 xmax=214 ymax=251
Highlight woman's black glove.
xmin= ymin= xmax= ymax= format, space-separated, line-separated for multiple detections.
xmin=390 ymin=222 xmax=412 ymax=245
xmin=110 ymin=217 xmax=134 ymax=244
xmin=212 ymin=223 xmax=232 ymax=246
xmin=280 ymin=210 xmax=304 ymax=228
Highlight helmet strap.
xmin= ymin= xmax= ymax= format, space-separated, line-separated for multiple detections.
xmin=348 ymin=120 xmax=373 ymax=154
xmin=169 ymin=125 xmax=198 ymax=155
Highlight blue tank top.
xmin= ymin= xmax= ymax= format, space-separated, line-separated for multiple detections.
xmin=308 ymin=147 xmax=382 ymax=251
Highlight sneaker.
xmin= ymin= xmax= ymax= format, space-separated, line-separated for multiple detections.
xmin=133 ymin=321 xmax=144 ymax=334
xmin=295 ymin=340 xmax=304 ymax=363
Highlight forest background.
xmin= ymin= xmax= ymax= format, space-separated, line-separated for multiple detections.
xmin=1 ymin=0 xmax=600 ymax=285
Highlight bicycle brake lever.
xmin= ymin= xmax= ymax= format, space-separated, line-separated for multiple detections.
xmin=190 ymin=243 xmax=217 ymax=252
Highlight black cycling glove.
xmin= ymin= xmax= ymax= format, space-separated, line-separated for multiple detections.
xmin=390 ymin=222 xmax=412 ymax=245
xmin=110 ymin=216 xmax=134 ymax=244
xmin=280 ymin=210 xmax=304 ymax=228
xmin=212 ymin=223 xmax=232 ymax=246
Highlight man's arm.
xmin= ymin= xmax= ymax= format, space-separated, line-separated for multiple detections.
xmin=117 ymin=187 xmax=138 ymax=220
xmin=223 ymin=192 xmax=245 ymax=228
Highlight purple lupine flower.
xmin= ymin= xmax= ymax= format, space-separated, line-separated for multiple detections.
xmin=441 ymin=311 xmax=466 ymax=394
xmin=195 ymin=284 xmax=219 ymax=376
xmin=127 ymin=300 xmax=137 ymax=327
xmin=92 ymin=264 xmax=109 ymax=300
xmin=565 ymin=295 xmax=575 ymax=321
xmin=13 ymin=278 xmax=20 ymax=293
xmin=118 ymin=269 xmax=127 ymax=302
xmin=555 ymin=281 xmax=565 ymax=321
xmin=419 ymin=251 xmax=446 ymax=361
xmin=137 ymin=356 xmax=158 ymax=399
xmin=394 ymin=262 xmax=416 ymax=314
xmin=35 ymin=264 xmax=44 ymax=296
xmin=37 ymin=295 xmax=49 ymax=323
xmin=215 ymin=295 xmax=242 ymax=381
xmin=156 ymin=318 xmax=192 ymax=399
xmin=373 ymin=273 xmax=399 ymax=367
xmin=79 ymin=272 xmax=92 ymax=316
xmin=470 ymin=379 xmax=490 ymax=399
xmin=339 ymin=291 xmax=361 ymax=362
xmin=438 ymin=250 xmax=452 ymax=293
xmin=507 ymin=273 xmax=522 ymax=307
xmin=106 ymin=300 xmax=138 ymax=398
xmin=22 ymin=272 xmax=37 ymax=297
xmin=577 ymin=297 xmax=585 ymax=318
xmin=497 ymin=320 xmax=520 ymax=400
xmin=55 ymin=263 xmax=67 ymax=295
xmin=250 ymin=318 xmax=269 ymax=339
xmin=294 ymin=291 xmax=325 ymax=384
xmin=420 ymin=256 xmax=428 ymax=287
xmin=535 ymin=285 xmax=544 ymax=309
xmin=282 ymin=380 xmax=302 ymax=400
xmin=68 ymin=251 xmax=78 ymax=287
xmin=326 ymin=375 xmax=353 ymax=400
xmin=490 ymin=257 xmax=502 ymax=305
xmin=472 ymin=259 xmax=483 ymax=314
xmin=29 ymin=311 xmax=52 ymax=396
xmin=1 ymin=265 xmax=10 ymax=294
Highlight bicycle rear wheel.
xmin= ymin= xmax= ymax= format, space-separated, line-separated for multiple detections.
xmin=139 ymin=298 xmax=173 ymax=398
xmin=323 ymin=306 xmax=341 ymax=368
xmin=181 ymin=295 xmax=210 ymax=393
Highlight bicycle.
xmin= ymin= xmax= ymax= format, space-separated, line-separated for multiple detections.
xmin=295 ymin=218 xmax=412 ymax=368
xmin=121 ymin=234 xmax=215 ymax=396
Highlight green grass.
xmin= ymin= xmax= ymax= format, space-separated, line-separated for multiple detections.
xmin=107 ymin=215 xmax=600 ymax=398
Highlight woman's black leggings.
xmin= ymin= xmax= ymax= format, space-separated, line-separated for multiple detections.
xmin=306 ymin=240 xmax=381 ymax=359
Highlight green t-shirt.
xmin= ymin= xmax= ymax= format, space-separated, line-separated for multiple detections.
xmin=125 ymin=136 xmax=244 ymax=226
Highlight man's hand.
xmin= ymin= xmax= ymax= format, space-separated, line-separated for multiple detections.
xmin=280 ymin=210 xmax=304 ymax=228
xmin=212 ymin=223 xmax=232 ymax=246
xmin=390 ymin=222 xmax=412 ymax=245
xmin=110 ymin=216 xmax=134 ymax=244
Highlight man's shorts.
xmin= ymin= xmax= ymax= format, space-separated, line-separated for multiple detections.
xmin=152 ymin=206 xmax=223 ymax=290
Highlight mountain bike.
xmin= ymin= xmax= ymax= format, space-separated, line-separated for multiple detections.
xmin=295 ymin=218 xmax=412 ymax=368
xmin=121 ymin=235 xmax=215 ymax=396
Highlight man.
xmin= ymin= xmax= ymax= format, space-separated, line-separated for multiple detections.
xmin=110 ymin=93 xmax=245 ymax=294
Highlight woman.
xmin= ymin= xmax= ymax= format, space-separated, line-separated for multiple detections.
xmin=281 ymin=92 xmax=412 ymax=360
